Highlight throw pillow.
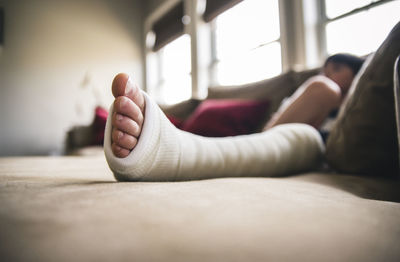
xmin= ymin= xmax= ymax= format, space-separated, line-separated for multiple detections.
xmin=92 ymin=106 xmax=108 ymax=145
xmin=325 ymin=21 xmax=400 ymax=176
xmin=181 ymin=99 xmax=270 ymax=137
xmin=166 ymin=115 xmax=184 ymax=129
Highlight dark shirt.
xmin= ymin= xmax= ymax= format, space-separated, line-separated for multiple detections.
xmin=319 ymin=109 xmax=339 ymax=143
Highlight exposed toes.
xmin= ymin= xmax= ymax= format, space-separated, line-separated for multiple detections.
xmin=128 ymin=82 xmax=145 ymax=112
xmin=112 ymin=73 xmax=145 ymax=113
xmin=113 ymin=96 xmax=144 ymax=125
xmin=111 ymin=98 xmax=143 ymax=158
xmin=112 ymin=73 xmax=130 ymax=98
xmin=112 ymin=113 xmax=141 ymax=137
xmin=111 ymin=143 xmax=131 ymax=158
xmin=110 ymin=73 xmax=146 ymax=158
xmin=112 ymin=128 xmax=138 ymax=150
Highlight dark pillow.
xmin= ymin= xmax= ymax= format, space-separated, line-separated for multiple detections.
xmin=325 ymin=21 xmax=400 ymax=176
xmin=92 ymin=106 xmax=108 ymax=145
xmin=395 ymin=56 xmax=400 ymax=170
xmin=181 ymin=99 xmax=270 ymax=137
xmin=166 ymin=115 xmax=184 ymax=129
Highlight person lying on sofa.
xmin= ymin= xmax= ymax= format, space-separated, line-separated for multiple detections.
xmin=264 ymin=54 xmax=364 ymax=136
xmin=103 ymin=54 xmax=365 ymax=181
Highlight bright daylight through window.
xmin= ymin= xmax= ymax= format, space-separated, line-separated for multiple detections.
xmin=148 ymin=34 xmax=191 ymax=105
xmin=214 ymin=0 xmax=281 ymax=85
xmin=325 ymin=0 xmax=400 ymax=56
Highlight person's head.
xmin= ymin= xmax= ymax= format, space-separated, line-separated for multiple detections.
xmin=323 ymin=53 xmax=365 ymax=94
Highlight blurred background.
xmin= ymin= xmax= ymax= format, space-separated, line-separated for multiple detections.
xmin=0 ymin=0 xmax=399 ymax=156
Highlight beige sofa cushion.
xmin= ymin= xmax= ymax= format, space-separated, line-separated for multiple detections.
xmin=325 ymin=22 xmax=400 ymax=176
xmin=207 ymin=68 xmax=320 ymax=122
xmin=162 ymin=68 xmax=320 ymax=126
xmin=161 ymin=98 xmax=202 ymax=120
xmin=395 ymin=56 xmax=400 ymax=169
xmin=1 ymin=156 xmax=400 ymax=261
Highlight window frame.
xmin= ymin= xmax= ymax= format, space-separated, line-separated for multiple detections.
xmin=319 ymin=0 xmax=397 ymax=57
xmin=208 ymin=0 xmax=283 ymax=86
xmin=144 ymin=0 xmax=288 ymax=102
xmin=143 ymin=0 xmax=397 ymax=103
xmin=323 ymin=0 xmax=396 ymax=23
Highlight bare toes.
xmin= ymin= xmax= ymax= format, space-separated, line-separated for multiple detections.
xmin=111 ymin=143 xmax=130 ymax=158
xmin=114 ymin=96 xmax=144 ymax=125
xmin=110 ymin=73 xmax=146 ymax=158
xmin=112 ymin=128 xmax=138 ymax=150
xmin=112 ymin=113 xmax=141 ymax=137
xmin=112 ymin=73 xmax=130 ymax=98
xmin=112 ymin=73 xmax=145 ymax=113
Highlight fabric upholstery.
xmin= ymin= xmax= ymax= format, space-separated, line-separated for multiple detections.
xmin=166 ymin=114 xmax=185 ymax=129
xmin=207 ymin=71 xmax=296 ymax=118
xmin=161 ymin=69 xmax=320 ymax=127
xmin=1 ymin=156 xmax=400 ymax=262
xmin=394 ymin=55 xmax=400 ymax=172
xmin=325 ymin=21 xmax=400 ymax=176
xmin=181 ymin=99 xmax=270 ymax=137
xmin=92 ymin=106 xmax=108 ymax=145
xmin=161 ymin=98 xmax=202 ymax=120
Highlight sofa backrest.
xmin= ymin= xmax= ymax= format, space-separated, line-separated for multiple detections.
xmin=207 ymin=68 xmax=320 ymax=118
xmin=161 ymin=67 xmax=321 ymax=123
xmin=393 ymin=55 xmax=400 ymax=174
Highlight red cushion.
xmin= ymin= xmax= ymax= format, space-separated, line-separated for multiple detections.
xmin=166 ymin=115 xmax=185 ymax=129
xmin=92 ymin=106 xmax=108 ymax=145
xmin=181 ymin=99 xmax=270 ymax=137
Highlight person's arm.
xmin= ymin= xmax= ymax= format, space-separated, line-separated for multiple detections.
xmin=264 ymin=75 xmax=342 ymax=130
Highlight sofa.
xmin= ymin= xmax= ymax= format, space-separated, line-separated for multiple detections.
xmin=1 ymin=23 xmax=400 ymax=262
xmin=161 ymin=67 xmax=320 ymax=135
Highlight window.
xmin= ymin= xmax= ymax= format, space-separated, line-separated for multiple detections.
xmin=147 ymin=34 xmax=192 ymax=105
xmin=145 ymin=1 xmax=192 ymax=105
xmin=212 ymin=0 xmax=281 ymax=85
xmin=324 ymin=0 xmax=400 ymax=56
xmin=146 ymin=0 xmax=399 ymax=103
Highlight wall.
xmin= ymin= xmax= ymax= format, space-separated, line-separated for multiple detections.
xmin=0 ymin=0 xmax=143 ymax=156
xmin=144 ymin=0 xmax=169 ymax=16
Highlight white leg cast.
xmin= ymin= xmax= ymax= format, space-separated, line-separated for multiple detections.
xmin=104 ymin=92 xmax=325 ymax=181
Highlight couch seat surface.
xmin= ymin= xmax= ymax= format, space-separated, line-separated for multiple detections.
xmin=0 ymin=156 xmax=399 ymax=262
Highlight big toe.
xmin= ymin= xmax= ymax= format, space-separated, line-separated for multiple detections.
xmin=112 ymin=73 xmax=145 ymax=112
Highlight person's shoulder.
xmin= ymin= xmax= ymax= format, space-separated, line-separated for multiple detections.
xmin=305 ymin=75 xmax=341 ymax=95
xmin=303 ymin=75 xmax=342 ymax=108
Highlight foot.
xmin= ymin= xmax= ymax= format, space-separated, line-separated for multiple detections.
xmin=111 ymin=73 xmax=145 ymax=158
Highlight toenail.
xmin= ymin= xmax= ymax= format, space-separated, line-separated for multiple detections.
xmin=125 ymin=77 xmax=133 ymax=95
xmin=116 ymin=114 xmax=123 ymax=121
xmin=118 ymin=131 xmax=123 ymax=140
xmin=120 ymin=98 xmax=127 ymax=108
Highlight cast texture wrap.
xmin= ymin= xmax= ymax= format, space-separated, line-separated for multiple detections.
xmin=104 ymin=92 xmax=325 ymax=181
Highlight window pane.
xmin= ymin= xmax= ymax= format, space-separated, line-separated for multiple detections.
xmin=160 ymin=34 xmax=192 ymax=105
xmin=325 ymin=0 xmax=374 ymax=19
xmin=215 ymin=0 xmax=280 ymax=59
xmin=146 ymin=51 xmax=158 ymax=95
xmin=326 ymin=0 xmax=400 ymax=56
xmin=217 ymin=42 xmax=282 ymax=85
xmin=214 ymin=0 xmax=281 ymax=85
